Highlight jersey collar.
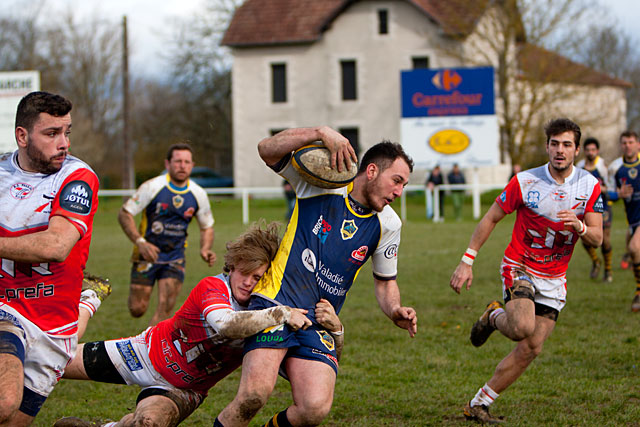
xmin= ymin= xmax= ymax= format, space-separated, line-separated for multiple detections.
xmin=545 ymin=162 xmax=576 ymax=184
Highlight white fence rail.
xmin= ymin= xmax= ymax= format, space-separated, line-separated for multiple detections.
xmin=98 ymin=183 xmax=507 ymax=224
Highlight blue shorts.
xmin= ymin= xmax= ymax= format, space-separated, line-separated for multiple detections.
xmin=244 ymin=297 xmax=339 ymax=375
xmin=130 ymin=259 xmax=185 ymax=287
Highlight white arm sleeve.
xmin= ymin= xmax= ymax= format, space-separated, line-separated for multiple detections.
xmin=371 ymin=206 xmax=401 ymax=279
xmin=205 ymin=306 xmax=292 ymax=339
xmin=191 ymin=184 xmax=215 ymax=229
xmin=122 ymin=175 xmax=165 ymax=216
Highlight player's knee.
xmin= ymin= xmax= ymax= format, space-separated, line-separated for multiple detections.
xmin=297 ymin=400 xmax=331 ymax=425
xmin=129 ymin=304 xmax=147 ymax=318
xmin=235 ymin=391 xmax=268 ymax=421
xmin=130 ymin=413 xmax=164 ymax=427
xmin=510 ymin=321 xmax=535 ymax=341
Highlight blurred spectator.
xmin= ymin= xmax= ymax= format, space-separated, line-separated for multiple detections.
xmin=509 ymin=163 xmax=522 ymax=181
xmin=448 ymin=164 xmax=466 ymax=221
xmin=426 ymin=165 xmax=445 ymax=220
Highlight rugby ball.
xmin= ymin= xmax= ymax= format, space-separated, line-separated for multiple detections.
xmin=292 ymin=145 xmax=358 ymax=189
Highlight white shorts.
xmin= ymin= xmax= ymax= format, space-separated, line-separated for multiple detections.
xmin=0 ymin=304 xmax=76 ymax=397
xmin=500 ymin=261 xmax=567 ymax=312
xmin=103 ymin=329 xmax=203 ymax=408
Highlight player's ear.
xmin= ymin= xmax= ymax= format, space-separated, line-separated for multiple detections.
xmin=15 ymin=126 xmax=28 ymax=148
xmin=366 ymin=163 xmax=378 ymax=180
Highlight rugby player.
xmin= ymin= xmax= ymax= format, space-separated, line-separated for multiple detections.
xmin=450 ymin=118 xmax=603 ymax=423
xmin=118 ymin=143 xmax=215 ymax=326
xmin=215 ymin=126 xmax=417 ymax=427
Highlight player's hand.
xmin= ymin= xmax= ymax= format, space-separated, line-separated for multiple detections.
xmin=287 ymin=308 xmax=312 ymax=331
xmin=619 ymin=183 xmax=633 ymax=199
xmin=138 ymin=240 xmax=160 ymax=263
xmin=315 ymin=298 xmax=342 ymax=333
xmin=450 ymin=262 xmax=473 ymax=294
xmin=557 ymin=209 xmax=581 ymax=232
xmin=200 ymin=249 xmax=216 ymax=267
xmin=391 ymin=306 xmax=417 ymax=337
xmin=318 ymin=126 xmax=357 ymax=173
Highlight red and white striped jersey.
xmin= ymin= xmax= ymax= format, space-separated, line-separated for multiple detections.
xmin=497 ymin=164 xmax=602 ymax=278
xmin=0 ymin=152 xmax=99 ymax=336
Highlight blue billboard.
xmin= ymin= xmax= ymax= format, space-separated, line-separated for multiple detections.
xmin=401 ymin=67 xmax=495 ymax=118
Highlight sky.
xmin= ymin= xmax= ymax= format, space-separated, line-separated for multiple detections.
xmin=22 ymin=0 xmax=640 ymax=78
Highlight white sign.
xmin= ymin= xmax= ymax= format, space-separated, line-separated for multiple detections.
xmin=0 ymin=71 xmax=40 ymax=153
xmin=401 ymin=115 xmax=500 ymax=169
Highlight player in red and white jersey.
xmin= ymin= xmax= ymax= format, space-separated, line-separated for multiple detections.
xmin=58 ymin=222 xmax=342 ymax=426
xmin=0 ymin=92 xmax=99 ymax=425
xmin=450 ymin=118 xmax=603 ymax=424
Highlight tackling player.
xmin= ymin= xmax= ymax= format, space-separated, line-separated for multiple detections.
xmin=118 ymin=143 xmax=216 ymax=326
xmin=216 ymin=126 xmax=417 ymax=427
xmin=56 ymin=222 xmax=342 ymax=426
xmin=576 ymin=137 xmax=613 ymax=282
xmin=0 ymin=92 xmax=100 ymax=424
xmin=613 ymin=131 xmax=640 ymax=312
xmin=450 ymin=118 xmax=603 ymax=424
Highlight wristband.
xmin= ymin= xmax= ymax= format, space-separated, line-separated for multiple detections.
xmin=578 ymin=221 xmax=588 ymax=236
xmin=461 ymin=248 xmax=477 ymax=266
xmin=330 ymin=324 xmax=344 ymax=336
xmin=136 ymin=236 xmax=147 ymax=245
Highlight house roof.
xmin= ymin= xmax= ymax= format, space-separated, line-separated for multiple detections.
xmin=517 ymin=43 xmax=632 ymax=88
xmin=221 ymin=0 xmax=490 ymax=47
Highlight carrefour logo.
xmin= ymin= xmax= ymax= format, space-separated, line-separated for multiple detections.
xmin=60 ymin=180 xmax=93 ymax=215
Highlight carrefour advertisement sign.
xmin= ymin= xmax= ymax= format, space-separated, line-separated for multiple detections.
xmin=400 ymin=67 xmax=499 ymax=169
xmin=0 ymin=71 xmax=40 ymax=153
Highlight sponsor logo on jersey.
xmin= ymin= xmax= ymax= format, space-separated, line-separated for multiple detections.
xmin=311 ymin=348 xmax=338 ymax=368
xmin=60 ymin=180 xmax=93 ymax=215
xmin=151 ymin=221 xmax=164 ymax=234
xmin=301 ymin=248 xmax=317 ymax=272
xmin=116 ymin=340 xmax=143 ymax=371
xmin=351 ymin=246 xmax=368 ymax=261
xmin=629 ymin=168 xmax=638 ymax=179
xmin=551 ymin=190 xmax=567 ymax=201
xmin=10 ymin=183 xmax=33 ymax=200
xmin=256 ymin=324 xmax=285 ymax=343
xmin=384 ymin=244 xmax=398 ymax=259
xmin=316 ymin=330 xmax=335 ymax=351
xmin=525 ymin=191 xmax=540 ymax=209
xmin=499 ymin=191 xmax=507 ymax=203
xmin=172 ymin=194 xmax=184 ymax=209
xmin=184 ymin=207 xmax=195 ymax=219
xmin=312 ymin=215 xmax=331 ymax=244
xmin=340 ymin=219 xmax=358 ymax=240
xmin=593 ymin=195 xmax=604 ymax=213
xmin=316 ymin=260 xmax=347 ymax=296
xmin=155 ymin=202 xmax=169 ymax=215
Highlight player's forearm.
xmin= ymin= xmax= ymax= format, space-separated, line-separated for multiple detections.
xmin=200 ymin=227 xmax=214 ymax=251
xmin=213 ymin=306 xmax=292 ymax=339
xmin=0 ymin=217 xmax=78 ymax=263
xmin=118 ymin=208 xmax=142 ymax=243
xmin=466 ymin=203 xmax=504 ymax=254
xmin=374 ymin=279 xmax=403 ymax=320
xmin=332 ymin=334 xmax=344 ymax=361
xmin=258 ymin=127 xmax=326 ymax=166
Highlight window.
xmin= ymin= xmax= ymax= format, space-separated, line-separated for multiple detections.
xmin=341 ymin=60 xmax=357 ymax=101
xmin=378 ymin=9 xmax=389 ymax=34
xmin=271 ymin=63 xmax=287 ymax=103
xmin=339 ymin=127 xmax=360 ymax=157
xmin=412 ymin=56 xmax=430 ymax=69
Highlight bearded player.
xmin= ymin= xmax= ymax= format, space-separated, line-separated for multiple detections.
xmin=450 ymin=118 xmax=603 ymax=423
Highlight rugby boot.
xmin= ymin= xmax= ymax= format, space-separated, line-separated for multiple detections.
xmin=470 ymin=301 xmax=503 ymax=347
xmin=632 ymin=292 xmax=640 ymax=313
xmin=589 ymin=260 xmax=601 ymax=279
xmin=603 ymin=270 xmax=613 ymax=283
xmin=463 ymin=402 xmax=504 ymax=424
xmin=620 ymin=253 xmax=631 ymax=270
xmin=82 ymin=272 xmax=112 ymax=302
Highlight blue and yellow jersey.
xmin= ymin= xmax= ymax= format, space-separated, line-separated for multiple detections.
xmin=577 ymin=156 xmax=609 ymax=205
xmin=252 ymin=156 xmax=401 ymax=319
xmin=615 ymin=158 xmax=640 ymax=227
xmin=123 ymin=174 xmax=214 ymax=263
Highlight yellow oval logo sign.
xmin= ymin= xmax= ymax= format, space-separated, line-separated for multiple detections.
xmin=428 ymin=129 xmax=470 ymax=154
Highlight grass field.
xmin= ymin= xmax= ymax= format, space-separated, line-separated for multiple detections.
xmin=39 ymin=194 xmax=639 ymax=426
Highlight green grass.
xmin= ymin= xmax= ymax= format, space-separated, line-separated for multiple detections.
xmin=39 ymin=195 xmax=640 ymax=426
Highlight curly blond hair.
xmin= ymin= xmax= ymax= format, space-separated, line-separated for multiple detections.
xmin=223 ymin=220 xmax=281 ymax=274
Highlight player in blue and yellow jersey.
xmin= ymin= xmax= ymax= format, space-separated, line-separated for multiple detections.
xmin=215 ymin=126 xmax=417 ymax=427
xmin=614 ymin=130 xmax=640 ymax=312
xmin=577 ymin=137 xmax=613 ymax=282
xmin=118 ymin=143 xmax=215 ymax=326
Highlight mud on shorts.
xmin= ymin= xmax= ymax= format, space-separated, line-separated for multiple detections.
xmin=244 ymin=297 xmax=339 ymax=375
xmin=0 ymin=304 xmax=76 ymax=417
xmin=82 ymin=328 xmax=203 ymax=423
xmin=500 ymin=262 xmax=563 ymax=321
xmin=130 ymin=259 xmax=186 ymax=286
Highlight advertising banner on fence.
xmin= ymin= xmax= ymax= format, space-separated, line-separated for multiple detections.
xmin=0 ymin=71 xmax=40 ymax=153
xmin=400 ymin=67 xmax=499 ymax=169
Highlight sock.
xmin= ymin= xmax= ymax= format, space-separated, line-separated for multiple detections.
xmin=470 ymin=383 xmax=499 ymax=407
xmin=213 ymin=417 xmax=225 ymax=427
xmin=79 ymin=289 xmax=101 ymax=317
xmin=489 ymin=307 xmax=505 ymax=328
xmin=633 ymin=263 xmax=640 ymax=293
xmin=263 ymin=409 xmax=293 ymax=427
xmin=602 ymin=245 xmax=612 ymax=272
xmin=585 ymin=245 xmax=599 ymax=263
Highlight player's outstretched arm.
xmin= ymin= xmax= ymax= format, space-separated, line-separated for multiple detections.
xmin=258 ymin=126 xmax=357 ymax=172
xmin=450 ymin=202 xmax=506 ymax=294
xmin=117 ymin=207 xmax=160 ymax=262
xmin=315 ymin=298 xmax=344 ymax=360
xmin=208 ymin=306 xmax=311 ymax=340
xmin=374 ymin=279 xmax=417 ymax=338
